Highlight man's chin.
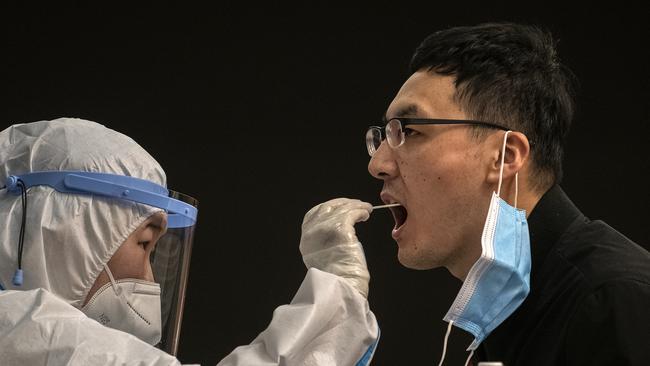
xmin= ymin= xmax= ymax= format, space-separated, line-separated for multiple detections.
xmin=397 ymin=247 xmax=440 ymax=270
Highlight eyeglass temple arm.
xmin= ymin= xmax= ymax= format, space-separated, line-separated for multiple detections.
xmin=399 ymin=118 xmax=509 ymax=131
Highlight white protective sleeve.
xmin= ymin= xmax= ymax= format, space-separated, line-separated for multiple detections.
xmin=218 ymin=268 xmax=379 ymax=366
xmin=0 ymin=268 xmax=378 ymax=366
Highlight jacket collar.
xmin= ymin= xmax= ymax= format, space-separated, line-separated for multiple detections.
xmin=527 ymin=184 xmax=584 ymax=282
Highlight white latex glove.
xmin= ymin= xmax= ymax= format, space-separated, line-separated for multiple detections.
xmin=299 ymin=198 xmax=373 ymax=298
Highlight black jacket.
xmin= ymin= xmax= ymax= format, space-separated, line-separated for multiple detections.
xmin=475 ymin=185 xmax=650 ymax=366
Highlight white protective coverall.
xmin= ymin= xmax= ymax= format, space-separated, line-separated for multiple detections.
xmin=0 ymin=118 xmax=379 ymax=366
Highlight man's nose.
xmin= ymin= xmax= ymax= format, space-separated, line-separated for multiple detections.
xmin=368 ymin=141 xmax=398 ymax=180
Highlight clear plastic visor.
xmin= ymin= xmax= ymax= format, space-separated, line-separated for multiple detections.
xmin=150 ymin=190 xmax=197 ymax=356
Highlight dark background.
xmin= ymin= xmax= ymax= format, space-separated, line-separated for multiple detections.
xmin=4 ymin=3 xmax=648 ymax=365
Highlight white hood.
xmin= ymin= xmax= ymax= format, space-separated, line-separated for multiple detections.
xmin=0 ymin=118 xmax=165 ymax=308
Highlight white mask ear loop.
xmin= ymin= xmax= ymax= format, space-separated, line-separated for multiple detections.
xmin=496 ymin=130 xmax=519 ymax=208
xmin=436 ymin=321 xmax=476 ymax=366
xmin=437 ymin=321 xmax=454 ymax=366
xmin=103 ymin=264 xmax=121 ymax=296
xmin=514 ymin=171 xmax=519 ymax=209
xmin=463 ymin=349 xmax=475 ymax=366
xmin=496 ymin=131 xmax=512 ymax=198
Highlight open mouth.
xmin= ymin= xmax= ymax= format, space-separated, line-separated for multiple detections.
xmin=389 ymin=205 xmax=408 ymax=230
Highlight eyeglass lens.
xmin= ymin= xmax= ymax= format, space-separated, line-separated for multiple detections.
xmin=385 ymin=119 xmax=404 ymax=149
xmin=366 ymin=119 xmax=406 ymax=156
xmin=366 ymin=127 xmax=382 ymax=156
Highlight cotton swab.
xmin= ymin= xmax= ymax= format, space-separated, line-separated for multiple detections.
xmin=372 ymin=203 xmax=402 ymax=210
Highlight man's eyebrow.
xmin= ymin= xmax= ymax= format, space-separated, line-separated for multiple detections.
xmin=382 ymin=104 xmax=420 ymax=122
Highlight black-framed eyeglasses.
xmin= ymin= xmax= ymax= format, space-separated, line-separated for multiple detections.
xmin=365 ymin=117 xmax=509 ymax=156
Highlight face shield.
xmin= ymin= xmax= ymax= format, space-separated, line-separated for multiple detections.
xmin=151 ymin=190 xmax=197 ymax=355
xmin=4 ymin=171 xmax=198 ymax=355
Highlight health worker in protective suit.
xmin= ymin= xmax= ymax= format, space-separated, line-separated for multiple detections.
xmin=0 ymin=118 xmax=379 ymax=365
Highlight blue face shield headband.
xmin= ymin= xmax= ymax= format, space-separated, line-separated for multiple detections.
xmin=4 ymin=171 xmax=197 ymax=228
xmin=2 ymin=170 xmax=197 ymax=284
xmin=1 ymin=170 xmax=198 ymax=356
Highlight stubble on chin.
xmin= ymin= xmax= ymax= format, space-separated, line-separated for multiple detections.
xmin=397 ymin=241 xmax=443 ymax=270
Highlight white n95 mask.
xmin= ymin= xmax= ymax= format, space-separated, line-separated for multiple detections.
xmin=81 ymin=265 xmax=162 ymax=345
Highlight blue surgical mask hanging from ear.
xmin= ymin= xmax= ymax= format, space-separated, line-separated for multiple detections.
xmin=439 ymin=130 xmax=532 ymax=363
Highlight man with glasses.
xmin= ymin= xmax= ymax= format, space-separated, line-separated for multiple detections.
xmin=304 ymin=23 xmax=649 ymax=365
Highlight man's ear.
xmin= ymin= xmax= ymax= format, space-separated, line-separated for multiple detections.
xmin=486 ymin=131 xmax=531 ymax=184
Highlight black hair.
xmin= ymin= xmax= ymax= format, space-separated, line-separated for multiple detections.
xmin=410 ymin=22 xmax=576 ymax=191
